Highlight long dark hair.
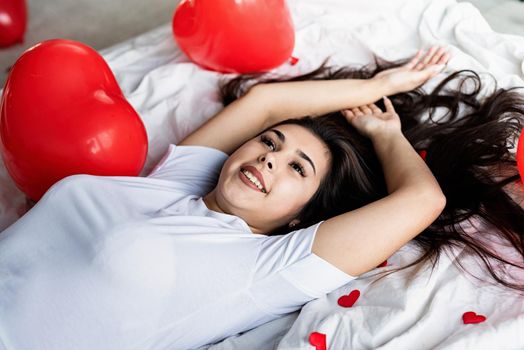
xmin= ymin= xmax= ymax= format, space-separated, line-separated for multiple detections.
xmin=218 ymin=57 xmax=524 ymax=295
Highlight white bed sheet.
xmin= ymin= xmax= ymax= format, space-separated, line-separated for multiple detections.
xmin=1 ymin=0 xmax=523 ymax=349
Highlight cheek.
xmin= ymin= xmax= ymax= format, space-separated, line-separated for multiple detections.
xmin=269 ymin=179 xmax=312 ymax=203
xmin=222 ymin=151 xmax=252 ymax=176
xmin=220 ymin=158 xmax=243 ymax=185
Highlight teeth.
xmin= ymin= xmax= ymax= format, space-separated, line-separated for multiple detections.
xmin=241 ymin=170 xmax=265 ymax=192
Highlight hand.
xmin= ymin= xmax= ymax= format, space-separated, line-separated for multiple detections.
xmin=374 ymin=45 xmax=450 ymax=95
xmin=341 ymin=96 xmax=400 ymax=139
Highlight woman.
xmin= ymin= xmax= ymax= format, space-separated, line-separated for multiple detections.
xmin=0 ymin=46 xmax=522 ymax=350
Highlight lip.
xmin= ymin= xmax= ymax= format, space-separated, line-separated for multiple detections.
xmin=242 ymin=165 xmax=266 ymax=191
xmin=239 ymin=170 xmax=265 ymax=193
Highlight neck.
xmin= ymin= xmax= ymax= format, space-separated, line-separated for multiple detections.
xmin=203 ymin=191 xmax=267 ymax=235
xmin=203 ymin=191 xmax=223 ymax=214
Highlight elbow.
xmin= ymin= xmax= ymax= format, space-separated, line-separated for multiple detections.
xmin=410 ymin=186 xmax=446 ymax=212
xmin=426 ymin=190 xmax=447 ymax=218
xmin=438 ymin=192 xmax=447 ymax=210
xmin=412 ymin=190 xmax=446 ymax=226
xmin=434 ymin=187 xmax=447 ymax=210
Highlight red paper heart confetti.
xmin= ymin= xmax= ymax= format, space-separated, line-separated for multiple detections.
xmin=289 ymin=56 xmax=300 ymax=65
xmin=462 ymin=311 xmax=486 ymax=324
xmin=309 ymin=331 xmax=326 ymax=350
xmin=337 ymin=289 xmax=360 ymax=308
xmin=377 ymin=260 xmax=388 ymax=268
xmin=418 ymin=150 xmax=427 ymax=161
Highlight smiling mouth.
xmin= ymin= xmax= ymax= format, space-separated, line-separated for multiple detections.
xmin=239 ymin=169 xmax=267 ymax=193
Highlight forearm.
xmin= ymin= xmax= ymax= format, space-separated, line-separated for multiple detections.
xmin=371 ymin=130 xmax=444 ymax=198
xmin=255 ymin=77 xmax=389 ymax=122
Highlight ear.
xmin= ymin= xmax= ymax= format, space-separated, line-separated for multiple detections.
xmin=289 ymin=219 xmax=300 ymax=228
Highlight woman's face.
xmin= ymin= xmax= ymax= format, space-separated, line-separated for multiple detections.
xmin=205 ymin=124 xmax=330 ymax=234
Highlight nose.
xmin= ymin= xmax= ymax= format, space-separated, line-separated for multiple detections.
xmin=259 ymin=155 xmax=273 ymax=170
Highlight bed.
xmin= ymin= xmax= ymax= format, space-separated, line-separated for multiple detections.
xmin=1 ymin=0 xmax=523 ymax=349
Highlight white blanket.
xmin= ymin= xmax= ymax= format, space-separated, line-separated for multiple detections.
xmin=1 ymin=0 xmax=523 ymax=349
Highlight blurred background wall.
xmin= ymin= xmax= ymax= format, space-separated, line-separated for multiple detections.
xmin=0 ymin=0 xmax=178 ymax=86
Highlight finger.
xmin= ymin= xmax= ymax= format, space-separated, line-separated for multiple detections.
xmin=366 ymin=104 xmax=380 ymax=113
xmin=360 ymin=105 xmax=373 ymax=114
xmin=429 ymin=47 xmax=446 ymax=64
xmin=414 ymin=46 xmax=437 ymax=70
xmin=438 ymin=52 xmax=451 ymax=65
xmin=351 ymin=107 xmax=364 ymax=117
xmin=356 ymin=106 xmax=369 ymax=115
xmin=369 ymin=104 xmax=382 ymax=114
xmin=383 ymin=96 xmax=395 ymax=113
xmin=342 ymin=109 xmax=354 ymax=118
xmin=422 ymin=45 xmax=439 ymax=65
xmin=404 ymin=49 xmax=424 ymax=70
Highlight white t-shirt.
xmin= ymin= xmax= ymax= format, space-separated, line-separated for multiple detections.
xmin=0 ymin=144 xmax=357 ymax=350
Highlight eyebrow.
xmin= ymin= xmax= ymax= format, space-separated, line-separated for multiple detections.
xmin=269 ymin=129 xmax=317 ymax=176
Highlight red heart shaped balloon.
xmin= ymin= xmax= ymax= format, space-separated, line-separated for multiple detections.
xmin=0 ymin=39 xmax=148 ymax=201
xmin=0 ymin=0 xmax=27 ymax=48
xmin=172 ymin=0 xmax=295 ymax=73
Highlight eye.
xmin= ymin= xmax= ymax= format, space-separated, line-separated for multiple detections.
xmin=291 ymin=162 xmax=306 ymax=177
xmin=260 ymin=135 xmax=275 ymax=151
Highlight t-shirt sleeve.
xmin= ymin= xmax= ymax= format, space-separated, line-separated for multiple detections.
xmin=146 ymin=144 xmax=229 ymax=197
xmin=253 ymin=221 xmax=358 ymax=309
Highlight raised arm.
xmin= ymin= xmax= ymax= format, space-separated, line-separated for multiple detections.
xmin=179 ymin=46 xmax=447 ymax=156
xmin=309 ymin=47 xmax=450 ymax=277
xmin=312 ymin=98 xmax=446 ymax=277
xmin=178 ymin=77 xmax=388 ymax=155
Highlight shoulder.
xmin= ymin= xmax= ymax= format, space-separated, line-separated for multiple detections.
xmin=145 ymin=144 xmax=228 ymax=196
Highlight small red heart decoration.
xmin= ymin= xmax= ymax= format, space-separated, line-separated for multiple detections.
xmin=309 ymin=331 xmax=326 ymax=350
xmin=418 ymin=150 xmax=427 ymax=161
xmin=337 ymin=289 xmax=360 ymax=308
xmin=377 ymin=260 xmax=388 ymax=268
xmin=462 ymin=311 xmax=486 ymax=324
xmin=289 ymin=56 xmax=300 ymax=66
